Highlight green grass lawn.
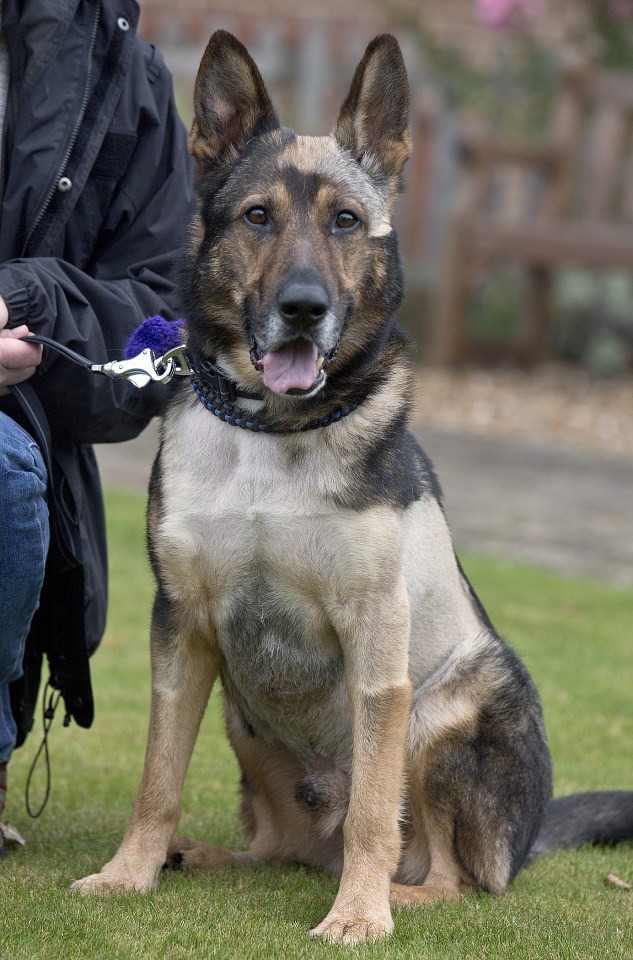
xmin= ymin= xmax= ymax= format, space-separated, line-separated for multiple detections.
xmin=1 ymin=488 xmax=631 ymax=959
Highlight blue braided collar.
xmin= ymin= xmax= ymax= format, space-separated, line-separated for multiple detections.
xmin=190 ymin=372 xmax=359 ymax=433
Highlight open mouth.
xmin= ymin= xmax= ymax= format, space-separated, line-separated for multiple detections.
xmin=250 ymin=339 xmax=336 ymax=397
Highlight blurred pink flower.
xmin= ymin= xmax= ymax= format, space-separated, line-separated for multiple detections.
xmin=476 ymin=0 xmax=544 ymax=28
xmin=607 ymin=0 xmax=633 ymax=18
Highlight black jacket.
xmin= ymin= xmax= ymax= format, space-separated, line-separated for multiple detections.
xmin=0 ymin=0 xmax=194 ymax=741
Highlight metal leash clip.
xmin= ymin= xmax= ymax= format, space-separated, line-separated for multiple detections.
xmin=19 ymin=334 xmax=192 ymax=389
xmin=92 ymin=345 xmax=191 ymax=389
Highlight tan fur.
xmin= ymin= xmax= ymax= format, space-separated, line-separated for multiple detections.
xmin=72 ymin=32 xmax=551 ymax=946
xmin=72 ymin=380 xmax=488 ymax=933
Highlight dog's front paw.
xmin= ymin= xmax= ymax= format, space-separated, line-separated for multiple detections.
xmin=309 ymin=911 xmax=393 ymax=944
xmin=70 ymin=869 xmax=156 ymax=896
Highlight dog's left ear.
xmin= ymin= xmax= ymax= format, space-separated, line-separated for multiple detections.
xmin=334 ymin=34 xmax=411 ymax=181
xmin=188 ymin=30 xmax=279 ymax=167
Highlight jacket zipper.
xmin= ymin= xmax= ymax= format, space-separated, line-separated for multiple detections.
xmin=0 ymin=10 xmax=9 ymax=209
xmin=22 ymin=0 xmax=102 ymax=256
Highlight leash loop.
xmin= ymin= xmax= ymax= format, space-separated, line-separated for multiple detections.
xmin=24 ymin=682 xmax=63 ymax=819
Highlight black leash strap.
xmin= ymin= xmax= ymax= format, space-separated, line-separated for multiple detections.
xmin=8 ymin=383 xmax=86 ymax=819
xmin=19 ymin=334 xmax=94 ymax=370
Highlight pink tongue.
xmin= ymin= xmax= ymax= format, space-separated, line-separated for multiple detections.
xmin=261 ymin=340 xmax=319 ymax=394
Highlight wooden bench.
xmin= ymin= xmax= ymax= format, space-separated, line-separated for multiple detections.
xmin=432 ymin=57 xmax=633 ymax=365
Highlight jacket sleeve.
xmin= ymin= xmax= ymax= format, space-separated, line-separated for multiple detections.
xmin=0 ymin=51 xmax=195 ymax=445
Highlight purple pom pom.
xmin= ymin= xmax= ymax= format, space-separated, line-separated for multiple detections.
xmin=124 ymin=316 xmax=185 ymax=360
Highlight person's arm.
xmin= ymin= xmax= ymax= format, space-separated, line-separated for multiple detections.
xmin=0 ymin=53 xmax=194 ymax=443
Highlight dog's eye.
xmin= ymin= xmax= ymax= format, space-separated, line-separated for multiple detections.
xmin=334 ymin=210 xmax=359 ymax=231
xmin=244 ymin=207 xmax=269 ymax=226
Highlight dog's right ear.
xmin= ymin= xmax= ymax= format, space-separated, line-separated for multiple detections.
xmin=188 ymin=31 xmax=279 ymax=167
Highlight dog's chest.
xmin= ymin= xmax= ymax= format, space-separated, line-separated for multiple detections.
xmin=156 ymin=408 xmax=370 ymax=755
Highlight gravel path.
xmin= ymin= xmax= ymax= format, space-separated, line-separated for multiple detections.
xmin=415 ymin=364 xmax=633 ymax=458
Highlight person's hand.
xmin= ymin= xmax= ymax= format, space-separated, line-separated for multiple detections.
xmin=0 ymin=297 xmax=43 ymax=395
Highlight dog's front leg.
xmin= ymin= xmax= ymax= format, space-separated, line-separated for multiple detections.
xmin=72 ymin=594 xmax=218 ymax=894
xmin=311 ymin=581 xmax=411 ymax=944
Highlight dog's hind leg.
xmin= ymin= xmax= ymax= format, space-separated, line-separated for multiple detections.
xmin=165 ymin=837 xmax=257 ymax=871
xmin=394 ymin=633 xmax=553 ymax=906
xmin=72 ymin=594 xmax=219 ymax=894
xmin=390 ymin=812 xmax=476 ymax=907
xmin=167 ymin=703 xmax=347 ymax=875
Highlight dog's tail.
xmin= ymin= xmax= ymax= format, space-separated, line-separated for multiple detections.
xmin=526 ymin=791 xmax=633 ymax=865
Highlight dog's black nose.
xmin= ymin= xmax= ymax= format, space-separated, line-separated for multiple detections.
xmin=278 ymin=283 xmax=329 ymax=325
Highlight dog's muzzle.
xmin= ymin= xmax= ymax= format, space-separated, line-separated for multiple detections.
xmin=248 ymin=278 xmax=343 ymax=397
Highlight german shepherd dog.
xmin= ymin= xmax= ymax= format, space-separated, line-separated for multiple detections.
xmin=74 ymin=32 xmax=633 ymax=942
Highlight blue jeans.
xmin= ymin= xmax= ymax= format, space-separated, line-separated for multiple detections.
xmin=0 ymin=412 xmax=49 ymax=763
